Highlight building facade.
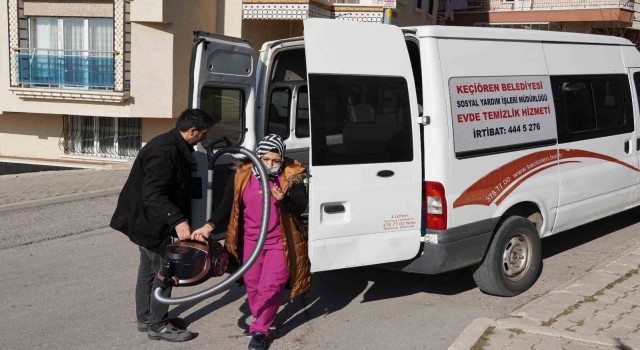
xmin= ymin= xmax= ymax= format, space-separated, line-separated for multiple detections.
xmin=0 ymin=0 xmax=438 ymax=171
xmin=438 ymin=0 xmax=639 ymax=44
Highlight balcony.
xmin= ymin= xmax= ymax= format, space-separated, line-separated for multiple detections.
xmin=440 ymin=0 xmax=634 ymax=12
xmin=243 ymin=0 xmax=384 ymax=21
xmin=439 ymin=0 xmax=635 ymax=27
xmin=15 ymin=48 xmax=114 ymax=89
xmin=10 ymin=48 xmax=127 ymax=103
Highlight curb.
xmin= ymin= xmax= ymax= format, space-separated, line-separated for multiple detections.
xmin=448 ymin=243 xmax=640 ymax=349
xmin=0 ymin=188 xmax=121 ymax=214
xmin=448 ymin=317 xmax=495 ymax=350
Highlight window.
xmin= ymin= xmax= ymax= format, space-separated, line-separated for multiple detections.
xmin=415 ymin=0 xmax=423 ymax=10
xmin=552 ymin=75 xmax=633 ymax=143
xmin=295 ymin=86 xmax=309 ymax=138
xmin=19 ymin=17 xmax=114 ymax=89
xmin=200 ymin=86 xmax=245 ymax=147
xmin=266 ymin=87 xmax=292 ymax=139
xmin=64 ymin=116 xmax=141 ymax=157
xmin=309 ymin=74 xmax=413 ymax=166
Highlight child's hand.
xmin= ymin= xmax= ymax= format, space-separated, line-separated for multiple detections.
xmin=271 ymin=184 xmax=285 ymax=201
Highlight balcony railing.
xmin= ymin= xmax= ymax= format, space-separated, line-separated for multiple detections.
xmin=439 ymin=0 xmax=634 ymax=12
xmin=328 ymin=0 xmax=384 ymax=5
xmin=14 ymin=48 xmax=115 ymax=90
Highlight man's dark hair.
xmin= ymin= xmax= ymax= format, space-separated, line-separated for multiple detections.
xmin=175 ymin=109 xmax=217 ymax=131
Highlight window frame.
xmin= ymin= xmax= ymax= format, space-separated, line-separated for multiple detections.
xmin=265 ymin=86 xmax=293 ymax=140
xmin=199 ymin=85 xmax=247 ymax=147
xmin=64 ymin=115 xmax=141 ymax=158
xmin=308 ymin=73 xmax=414 ymax=166
xmin=551 ymin=74 xmax=634 ymax=144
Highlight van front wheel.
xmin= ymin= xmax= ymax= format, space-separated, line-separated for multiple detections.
xmin=472 ymin=216 xmax=541 ymax=297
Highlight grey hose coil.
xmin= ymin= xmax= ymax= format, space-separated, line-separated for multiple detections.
xmin=153 ymin=145 xmax=270 ymax=305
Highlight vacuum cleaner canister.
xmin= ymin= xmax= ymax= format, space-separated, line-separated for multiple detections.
xmin=157 ymin=240 xmax=229 ymax=287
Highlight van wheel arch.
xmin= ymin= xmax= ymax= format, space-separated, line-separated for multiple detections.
xmin=498 ymin=202 xmax=544 ymax=234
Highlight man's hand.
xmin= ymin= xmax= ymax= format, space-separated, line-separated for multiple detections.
xmin=191 ymin=222 xmax=215 ymax=242
xmin=271 ymin=184 xmax=285 ymax=201
xmin=174 ymin=221 xmax=192 ymax=240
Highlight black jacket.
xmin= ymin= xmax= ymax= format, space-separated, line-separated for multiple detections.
xmin=110 ymin=128 xmax=193 ymax=250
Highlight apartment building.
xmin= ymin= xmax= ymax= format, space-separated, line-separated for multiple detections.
xmin=0 ymin=0 xmax=438 ymax=173
xmin=439 ymin=0 xmax=639 ymax=42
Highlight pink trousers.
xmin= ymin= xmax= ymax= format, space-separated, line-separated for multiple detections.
xmin=243 ymin=239 xmax=289 ymax=336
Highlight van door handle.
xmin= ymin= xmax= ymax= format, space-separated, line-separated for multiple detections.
xmin=625 ymin=139 xmax=631 ymax=154
xmin=637 ymin=138 xmax=640 ymax=151
xmin=377 ymin=170 xmax=395 ymax=178
xmin=324 ymin=204 xmax=345 ymax=214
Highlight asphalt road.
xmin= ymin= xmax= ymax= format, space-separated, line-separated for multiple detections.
xmin=2 ymin=196 xmax=640 ymax=349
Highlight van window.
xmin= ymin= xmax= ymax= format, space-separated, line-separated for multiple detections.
xmin=552 ymin=75 xmax=633 ymax=143
xmin=200 ymin=86 xmax=244 ymax=146
xmin=405 ymin=40 xmax=423 ymax=108
xmin=309 ymin=74 xmax=413 ymax=166
xmin=266 ymin=87 xmax=291 ymax=139
xmin=295 ymin=86 xmax=309 ymax=138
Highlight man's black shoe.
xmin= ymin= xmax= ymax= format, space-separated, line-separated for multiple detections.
xmin=248 ymin=331 xmax=267 ymax=350
xmin=137 ymin=318 xmax=185 ymax=332
xmin=148 ymin=320 xmax=194 ymax=342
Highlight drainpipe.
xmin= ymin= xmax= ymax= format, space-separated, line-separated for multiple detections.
xmin=383 ymin=8 xmax=393 ymax=25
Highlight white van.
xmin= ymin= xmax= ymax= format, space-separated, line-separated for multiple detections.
xmin=189 ymin=19 xmax=640 ymax=296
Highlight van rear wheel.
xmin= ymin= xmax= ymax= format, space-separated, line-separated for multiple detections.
xmin=472 ymin=216 xmax=541 ymax=297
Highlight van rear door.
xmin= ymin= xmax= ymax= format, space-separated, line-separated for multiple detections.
xmin=304 ymin=19 xmax=423 ymax=272
xmin=190 ymin=32 xmax=257 ymax=228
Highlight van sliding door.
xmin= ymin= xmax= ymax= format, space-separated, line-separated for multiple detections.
xmin=304 ymin=19 xmax=423 ymax=272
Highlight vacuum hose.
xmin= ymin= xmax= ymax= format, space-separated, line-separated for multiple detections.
xmin=153 ymin=145 xmax=270 ymax=305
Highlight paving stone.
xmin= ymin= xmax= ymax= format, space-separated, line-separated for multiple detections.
xmin=563 ymin=270 xmax=621 ymax=297
xmin=599 ymin=305 xmax=628 ymax=318
xmin=553 ymin=318 xmax=579 ymax=332
xmin=513 ymin=291 xmax=583 ymax=321
xmin=560 ymin=340 xmax=618 ymax=350
xmin=563 ymin=307 xmax=593 ymax=323
xmin=604 ymin=325 xmax=633 ymax=339
xmin=620 ymin=293 xmax=640 ymax=306
xmin=612 ymin=254 xmax=640 ymax=269
xmin=617 ymin=281 xmax=640 ymax=294
xmin=598 ymin=261 xmax=636 ymax=276
xmin=529 ymin=333 xmax=567 ymax=350
xmin=593 ymin=292 xmax=621 ymax=305
xmin=614 ymin=315 xmax=640 ymax=330
xmin=508 ymin=335 xmax=541 ymax=350
xmin=620 ymin=332 xmax=640 ymax=348
xmin=482 ymin=329 xmax=513 ymax=350
xmin=626 ymin=307 xmax=640 ymax=320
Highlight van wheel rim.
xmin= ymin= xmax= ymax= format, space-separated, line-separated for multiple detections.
xmin=502 ymin=234 xmax=532 ymax=281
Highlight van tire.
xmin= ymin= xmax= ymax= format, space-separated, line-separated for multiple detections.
xmin=472 ymin=216 xmax=541 ymax=297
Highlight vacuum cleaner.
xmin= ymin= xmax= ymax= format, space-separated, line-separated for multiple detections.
xmin=153 ymin=144 xmax=271 ymax=305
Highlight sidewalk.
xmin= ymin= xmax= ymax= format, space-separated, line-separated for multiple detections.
xmin=0 ymin=168 xmax=129 ymax=213
xmin=450 ymin=244 xmax=640 ymax=350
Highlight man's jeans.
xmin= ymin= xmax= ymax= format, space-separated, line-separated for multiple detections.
xmin=135 ymin=239 xmax=171 ymax=328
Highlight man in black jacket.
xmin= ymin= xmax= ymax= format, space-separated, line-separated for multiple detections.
xmin=110 ymin=108 xmax=217 ymax=342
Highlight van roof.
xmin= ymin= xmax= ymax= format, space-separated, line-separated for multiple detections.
xmin=407 ymin=25 xmax=633 ymax=46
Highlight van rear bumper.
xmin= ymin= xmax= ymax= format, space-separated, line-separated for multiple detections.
xmin=400 ymin=217 xmax=499 ymax=275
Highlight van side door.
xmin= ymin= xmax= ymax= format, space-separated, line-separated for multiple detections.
xmin=545 ymin=43 xmax=637 ymax=232
xmin=304 ymin=19 xmax=423 ymax=272
xmin=628 ymin=68 xmax=640 ymax=206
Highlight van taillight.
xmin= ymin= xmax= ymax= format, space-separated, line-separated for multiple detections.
xmin=425 ymin=181 xmax=447 ymax=230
